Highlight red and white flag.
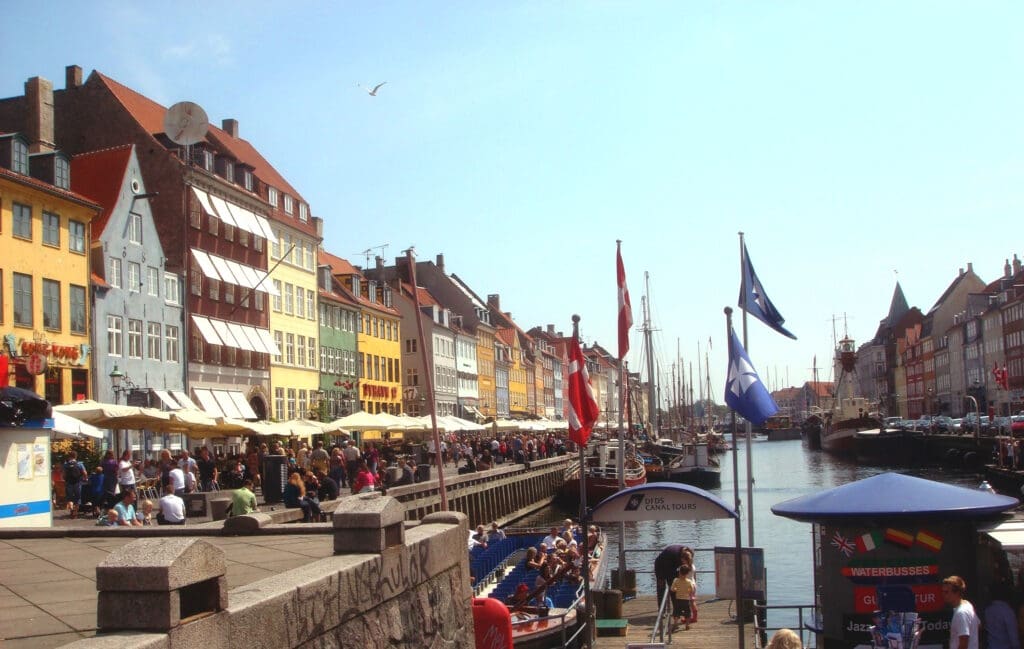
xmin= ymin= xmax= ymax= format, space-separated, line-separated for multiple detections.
xmin=567 ymin=334 xmax=600 ymax=446
xmin=617 ymin=242 xmax=633 ymax=360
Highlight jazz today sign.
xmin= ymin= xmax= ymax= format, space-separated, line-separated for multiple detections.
xmin=590 ymin=483 xmax=737 ymax=523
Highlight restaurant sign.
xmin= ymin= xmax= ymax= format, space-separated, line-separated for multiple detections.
xmin=362 ymin=383 xmax=398 ymax=400
xmin=5 ymin=333 xmax=90 ymax=367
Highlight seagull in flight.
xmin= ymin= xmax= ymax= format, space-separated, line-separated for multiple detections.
xmin=359 ymin=82 xmax=387 ymax=96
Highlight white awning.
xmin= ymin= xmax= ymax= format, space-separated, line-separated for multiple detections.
xmin=210 ymin=255 xmax=240 ymax=285
xmin=225 ymin=260 xmax=256 ymax=288
xmin=193 ymin=389 xmax=224 ymax=417
xmin=209 ymin=319 xmax=240 ymax=348
xmin=191 ymin=315 xmax=223 ymax=345
xmin=241 ymin=326 xmax=268 ymax=353
xmin=191 ymin=249 xmax=221 ymax=281
xmin=190 ymin=187 xmax=219 ymax=220
xmin=257 ymin=328 xmax=281 ymax=356
xmin=206 ymin=193 xmax=239 ymax=228
xmin=225 ymin=202 xmax=260 ymax=237
xmin=254 ymin=214 xmax=278 ymax=243
xmin=255 ymin=271 xmax=280 ymax=296
xmin=213 ymin=390 xmax=244 ymax=419
xmin=227 ymin=322 xmax=257 ymax=351
xmin=170 ymin=390 xmax=200 ymax=410
xmin=228 ymin=391 xmax=259 ymax=420
xmin=152 ymin=389 xmax=181 ymax=410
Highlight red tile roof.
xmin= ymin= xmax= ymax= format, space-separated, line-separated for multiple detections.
xmin=94 ymin=71 xmax=303 ymax=201
xmin=319 ymin=250 xmax=361 ymax=276
xmin=70 ymin=145 xmax=133 ymax=239
xmin=0 ymin=166 xmax=102 ymax=212
xmin=90 ymin=272 xmax=110 ymax=289
xmin=497 ymin=328 xmax=516 ymax=346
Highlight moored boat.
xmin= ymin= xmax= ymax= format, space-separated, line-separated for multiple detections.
xmin=646 ymin=437 xmax=721 ymax=488
xmin=853 ymin=426 xmax=925 ymax=464
xmin=820 ymin=335 xmax=881 ymax=457
xmin=560 ymin=439 xmax=646 ymax=504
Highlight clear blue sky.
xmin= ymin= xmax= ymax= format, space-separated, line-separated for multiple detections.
xmin=3 ymin=2 xmax=1022 ymax=404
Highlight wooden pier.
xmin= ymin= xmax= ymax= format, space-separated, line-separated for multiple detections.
xmin=593 ymin=595 xmax=757 ymax=648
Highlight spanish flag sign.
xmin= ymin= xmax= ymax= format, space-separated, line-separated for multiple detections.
xmin=884 ymin=528 xmax=915 ymax=548
xmin=915 ymin=529 xmax=944 ymax=553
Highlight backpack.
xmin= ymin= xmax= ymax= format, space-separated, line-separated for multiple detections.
xmin=64 ymin=460 xmax=84 ymax=484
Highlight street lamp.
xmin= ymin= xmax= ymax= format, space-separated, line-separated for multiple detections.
xmin=965 ymin=394 xmax=981 ymax=443
xmin=109 ymin=365 xmax=125 ymax=403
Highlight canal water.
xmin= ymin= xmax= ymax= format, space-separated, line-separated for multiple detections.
xmin=513 ymin=438 xmax=985 ymax=629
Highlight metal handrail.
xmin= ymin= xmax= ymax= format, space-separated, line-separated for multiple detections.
xmin=650 ymin=586 xmax=674 ymax=645
xmin=752 ymin=602 xmax=818 ymax=649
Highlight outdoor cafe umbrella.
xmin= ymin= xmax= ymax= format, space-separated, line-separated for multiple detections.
xmin=51 ymin=411 xmax=104 ymax=439
xmin=330 ymin=411 xmax=397 ymax=432
xmin=54 ymin=400 xmax=175 ymax=431
xmin=438 ymin=415 xmax=484 ymax=432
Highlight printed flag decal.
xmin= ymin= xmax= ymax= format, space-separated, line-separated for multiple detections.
xmin=915 ymin=530 xmax=943 ymax=553
xmin=831 ymin=532 xmax=855 ymax=557
xmin=856 ymin=531 xmax=882 ymax=553
xmin=884 ymin=528 xmax=915 ymax=548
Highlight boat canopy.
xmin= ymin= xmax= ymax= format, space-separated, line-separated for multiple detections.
xmin=590 ymin=482 xmax=737 ymax=523
xmin=771 ymin=472 xmax=1019 ymax=523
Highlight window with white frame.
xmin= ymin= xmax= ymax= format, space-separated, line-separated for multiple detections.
xmin=274 ymin=330 xmax=283 ymax=364
xmin=54 ymin=156 xmax=69 ymax=189
xmin=286 ymin=388 xmax=296 ymax=420
xmin=284 ymin=283 xmax=294 ymax=315
xmin=308 ymin=338 xmax=316 ymax=368
xmin=70 ymin=284 xmax=86 ymax=334
xmin=299 ymin=202 xmax=308 ymax=222
xmin=128 ymin=262 xmax=141 ymax=293
xmin=42 ymin=279 xmax=60 ymax=330
xmin=42 ymin=211 xmax=60 ymax=246
xmin=109 ymin=257 xmax=122 ymax=289
xmin=107 ymin=315 xmax=123 ymax=356
xmin=243 ymin=170 xmax=253 ymax=191
xmin=165 ymin=325 xmax=179 ymax=362
xmin=128 ymin=319 xmax=143 ymax=358
xmin=283 ymin=195 xmax=294 ymax=215
xmin=297 ymin=336 xmax=306 ymax=367
xmin=69 ymin=220 xmax=85 ymax=253
xmin=286 ymin=333 xmax=295 ymax=364
xmin=208 ymin=278 xmax=220 ymax=301
xmin=147 ymin=322 xmax=161 ymax=359
xmin=275 ymin=387 xmax=284 ymax=418
xmin=306 ymin=289 xmax=314 ymax=318
xmin=296 ymin=288 xmax=305 ymax=318
xmin=11 ymin=138 xmax=28 ymax=174
xmin=147 ymin=267 xmax=160 ymax=297
xmin=268 ymin=187 xmax=278 ymax=208
xmin=272 ymin=280 xmax=282 ymax=311
xmin=129 ymin=213 xmax=142 ymax=244
xmin=13 ymin=203 xmax=31 ymax=240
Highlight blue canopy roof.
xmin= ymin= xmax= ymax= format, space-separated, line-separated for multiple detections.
xmin=771 ymin=472 xmax=1019 ymax=522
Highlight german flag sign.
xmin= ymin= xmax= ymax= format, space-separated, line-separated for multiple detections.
xmin=884 ymin=528 xmax=915 ymax=548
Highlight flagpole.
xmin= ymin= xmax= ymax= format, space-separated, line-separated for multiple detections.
xmin=725 ymin=306 xmax=746 ymax=649
xmin=572 ymin=314 xmax=593 ymax=648
xmin=739 ymin=231 xmax=755 ymax=547
xmin=615 ymin=240 xmax=627 ymax=593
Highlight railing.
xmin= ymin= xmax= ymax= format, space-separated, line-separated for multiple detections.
xmin=650 ymin=586 xmax=675 ymax=645
xmin=753 ymin=603 xmax=818 ymax=649
xmin=507 ymin=585 xmax=589 ymax=648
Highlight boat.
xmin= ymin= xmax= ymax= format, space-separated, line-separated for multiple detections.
xmin=471 ymin=526 xmax=609 ymax=649
xmin=820 ymin=335 xmax=881 ymax=456
xmin=760 ymin=415 xmax=802 ymax=441
xmin=646 ymin=437 xmax=721 ymax=488
xmin=560 ymin=438 xmax=647 ymax=504
xmin=801 ymin=412 xmax=822 ymax=449
xmin=853 ymin=425 xmax=925 ymax=465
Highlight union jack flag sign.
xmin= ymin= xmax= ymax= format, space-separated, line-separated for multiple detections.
xmin=831 ymin=531 xmax=855 ymax=557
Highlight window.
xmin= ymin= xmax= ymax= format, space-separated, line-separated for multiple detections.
xmin=284 ymin=195 xmax=294 ymax=215
xmin=272 ymin=280 xmax=282 ymax=311
xmin=243 ymin=170 xmax=253 ymax=191
xmin=275 ymin=387 xmax=284 ymax=419
xmin=190 ymin=260 xmax=202 ymax=296
xmin=224 ymin=283 xmax=234 ymax=305
xmin=306 ymin=289 xmax=315 ymax=319
xmin=285 ymin=333 xmax=295 ymax=364
xmin=359 ymin=352 xmax=365 ymax=378
xmin=299 ymin=202 xmax=308 ymax=222
xmin=147 ymin=322 xmax=161 ymax=359
xmin=274 ymin=330 xmax=283 ymax=363
xmin=223 ymin=161 xmax=234 ymax=183
xmin=268 ymin=187 xmax=278 ymax=207
xmin=13 ymin=273 xmax=32 ymax=326
xmin=254 ymin=234 xmax=263 ymax=252
xmin=70 ymin=285 xmax=86 ymax=334
xmin=308 ymin=338 xmax=316 ymax=368
xmin=107 ymin=315 xmax=123 ymax=356
xmin=128 ymin=262 xmax=141 ymax=293
xmin=238 ymin=226 xmax=248 ymax=247
xmin=109 ymin=257 xmax=122 ymax=288
xmin=189 ymin=193 xmax=202 ymax=228
xmin=407 ymin=368 xmax=418 ymax=386
xmin=13 ymin=203 xmax=31 ymax=239
xmin=296 ymin=287 xmax=305 ymax=318
xmin=224 ymin=222 xmax=234 ymax=242
xmin=286 ymin=388 xmax=296 ymax=420
xmin=297 ymin=336 xmax=306 ymax=367
xmin=11 ymin=138 xmax=28 ymax=174
xmin=42 ymin=211 xmax=60 ymax=246
xmin=191 ymin=327 xmax=203 ymax=362
xmin=284 ymin=283 xmax=294 ymax=315
xmin=128 ymin=319 xmax=143 ymax=358
xmin=208 ymin=278 xmax=220 ymax=301
xmin=69 ymin=220 xmax=85 ymax=253
xmin=165 ymin=325 xmax=179 ymax=362
xmin=54 ymin=156 xmax=69 ymax=189
xmin=42 ymin=279 xmax=60 ymax=330
xmin=255 ymin=291 xmax=264 ymax=311
xmin=129 ymin=213 xmax=142 ymax=244
xmin=147 ymin=267 xmax=160 ymax=297
xmin=208 ymin=212 xmax=219 ymax=236
xmin=271 ymin=231 xmax=280 ymax=259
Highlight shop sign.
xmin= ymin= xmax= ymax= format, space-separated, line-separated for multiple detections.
xmin=362 ymin=383 xmax=398 ymax=400
xmin=852 ymin=584 xmax=943 ymax=613
xmin=10 ymin=333 xmax=90 ymax=367
xmin=25 ymin=353 xmax=47 ymax=375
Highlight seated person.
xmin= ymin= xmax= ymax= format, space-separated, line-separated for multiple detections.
xmin=113 ymin=490 xmax=142 ymax=527
xmin=157 ymin=483 xmax=186 ymax=525
xmin=137 ymin=499 xmax=155 ymax=525
xmin=230 ymin=479 xmax=259 ymax=516
xmin=96 ymin=508 xmax=119 ymax=527
xmin=524 ymin=547 xmax=544 ymax=571
xmin=283 ymin=471 xmax=322 ymax=523
xmin=542 ymin=527 xmax=561 ymax=548
xmin=316 ymin=469 xmax=339 ymax=502
xmin=225 ymin=459 xmax=246 ymax=489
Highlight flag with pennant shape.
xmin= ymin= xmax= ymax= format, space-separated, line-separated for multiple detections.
xmin=567 ymin=333 xmax=600 ymax=446
xmin=738 ymin=243 xmax=797 ymax=339
xmin=617 ymin=243 xmax=633 ymax=360
xmin=724 ymin=328 xmax=779 ymax=425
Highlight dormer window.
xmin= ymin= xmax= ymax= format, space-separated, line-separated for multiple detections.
xmin=298 ymin=202 xmax=308 ymax=222
xmin=283 ymin=195 xmax=294 ymax=215
xmin=11 ymin=137 xmax=28 ymax=174
xmin=243 ymin=169 xmax=253 ymax=191
xmin=268 ymin=187 xmax=279 ymax=207
xmin=383 ymin=286 xmax=392 ymax=307
xmin=351 ymin=276 xmax=361 ymax=296
xmin=368 ymin=281 xmax=377 ymax=303
xmin=222 ymin=160 xmax=234 ymax=183
xmin=54 ymin=155 xmax=69 ymax=189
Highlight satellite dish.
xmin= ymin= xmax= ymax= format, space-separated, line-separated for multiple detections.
xmin=163 ymin=101 xmax=209 ymax=145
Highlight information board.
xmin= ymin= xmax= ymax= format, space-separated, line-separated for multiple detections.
xmin=713 ymin=546 xmax=766 ymax=600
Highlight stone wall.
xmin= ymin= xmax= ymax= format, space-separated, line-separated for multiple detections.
xmin=61 ymin=496 xmax=475 ymax=649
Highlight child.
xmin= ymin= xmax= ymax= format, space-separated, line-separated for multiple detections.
xmin=96 ymin=509 xmax=119 ymax=527
xmin=671 ymin=564 xmax=696 ymax=630
xmin=137 ymin=500 xmax=154 ymax=525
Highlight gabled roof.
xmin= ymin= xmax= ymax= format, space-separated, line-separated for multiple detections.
xmin=94 ymin=71 xmax=302 ymax=201
xmin=319 ymin=250 xmax=361 ymax=276
xmin=497 ymin=328 xmax=516 ymax=346
xmin=0 ymin=166 xmax=101 ymax=211
xmin=804 ymin=381 xmax=834 ymax=397
xmin=70 ymin=145 xmax=133 ymax=238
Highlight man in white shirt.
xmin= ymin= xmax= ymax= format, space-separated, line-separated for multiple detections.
xmin=942 ymin=575 xmax=980 ymax=649
xmin=542 ymin=526 xmax=561 ymax=549
xmin=157 ymin=483 xmax=186 ymax=525
xmin=168 ymin=465 xmax=187 ymax=496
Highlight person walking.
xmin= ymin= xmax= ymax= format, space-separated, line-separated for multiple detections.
xmin=942 ymin=575 xmax=980 ymax=649
xmin=985 ymin=583 xmax=1021 ymax=649
xmin=654 ymin=544 xmax=689 ymax=606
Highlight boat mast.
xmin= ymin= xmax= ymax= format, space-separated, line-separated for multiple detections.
xmin=643 ymin=272 xmax=657 ymax=438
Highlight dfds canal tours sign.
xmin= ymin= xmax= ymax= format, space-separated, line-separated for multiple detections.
xmin=590 ymin=482 xmax=738 ymax=523
xmin=772 ymin=472 xmax=1018 ymax=649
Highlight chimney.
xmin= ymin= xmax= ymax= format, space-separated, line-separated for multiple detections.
xmin=436 ymin=253 xmax=445 ymax=273
xmin=958 ymin=267 xmax=964 ymax=277
xmin=547 ymin=324 xmax=555 ymax=335
xmin=967 ymin=262 xmax=974 ymax=274
xmin=65 ymin=65 xmax=82 ymax=90
xmin=1005 ymin=259 xmax=1012 ymax=278
xmin=1014 ymin=254 xmax=1022 ymax=276
xmin=487 ymin=294 xmax=500 ymax=311
xmin=222 ymin=119 xmax=239 ymax=138
xmin=376 ymin=256 xmax=384 ymax=272
xmin=24 ymin=76 xmax=54 ymax=153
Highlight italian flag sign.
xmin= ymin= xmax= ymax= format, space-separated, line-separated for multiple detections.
xmin=856 ymin=531 xmax=882 ymax=553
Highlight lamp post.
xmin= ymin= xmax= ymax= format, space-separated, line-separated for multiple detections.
xmin=109 ymin=365 xmax=133 ymax=454
xmin=965 ymin=394 xmax=981 ymax=443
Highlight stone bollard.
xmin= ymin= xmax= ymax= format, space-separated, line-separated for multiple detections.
xmin=96 ymin=538 xmax=227 ymax=633
xmin=332 ymin=493 xmax=406 ymax=554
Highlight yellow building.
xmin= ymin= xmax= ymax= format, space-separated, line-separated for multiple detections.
xmin=501 ymin=328 xmax=530 ymax=417
xmin=268 ymin=220 xmax=321 ymax=420
xmin=0 ymin=148 xmax=100 ymax=403
xmin=322 ymin=254 xmax=402 ymax=415
xmin=476 ymin=325 xmax=496 ymax=418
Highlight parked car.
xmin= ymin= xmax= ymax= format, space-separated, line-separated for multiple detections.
xmin=932 ymin=416 xmax=953 ymax=432
xmin=1012 ymin=415 xmax=1024 ymax=436
xmin=993 ymin=416 xmax=1013 ymax=435
xmin=950 ymin=418 xmax=963 ymax=433
xmin=884 ymin=417 xmax=902 ymax=430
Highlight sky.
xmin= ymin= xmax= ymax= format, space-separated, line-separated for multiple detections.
xmin=2 ymin=2 xmax=1023 ymax=406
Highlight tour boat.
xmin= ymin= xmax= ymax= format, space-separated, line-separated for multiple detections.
xmin=560 ymin=439 xmax=647 ymax=505
xmin=820 ymin=335 xmax=881 ymax=456
xmin=647 ymin=437 xmax=721 ymax=488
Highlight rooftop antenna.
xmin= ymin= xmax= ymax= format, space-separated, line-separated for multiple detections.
xmin=353 ymin=243 xmax=390 ymax=268
xmin=163 ymin=101 xmax=209 ymax=163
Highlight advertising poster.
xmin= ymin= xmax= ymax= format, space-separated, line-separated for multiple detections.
xmin=32 ymin=443 xmax=46 ymax=477
xmin=17 ymin=444 xmax=31 ymax=480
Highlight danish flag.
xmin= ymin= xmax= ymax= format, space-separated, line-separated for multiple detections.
xmin=994 ymin=363 xmax=1009 ymax=390
xmin=617 ymin=242 xmax=633 ymax=361
xmin=567 ymin=333 xmax=600 ymax=447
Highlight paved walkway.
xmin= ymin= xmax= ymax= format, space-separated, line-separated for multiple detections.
xmin=0 ymin=532 xmax=335 ymax=647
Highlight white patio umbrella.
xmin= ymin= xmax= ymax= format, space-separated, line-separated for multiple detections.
xmin=439 ymin=415 xmax=485 ymax=432
xmin=330 ymin=411 xmax=394 ymax=431
xmin=52 ymin=411 xmax=104 ymax=439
